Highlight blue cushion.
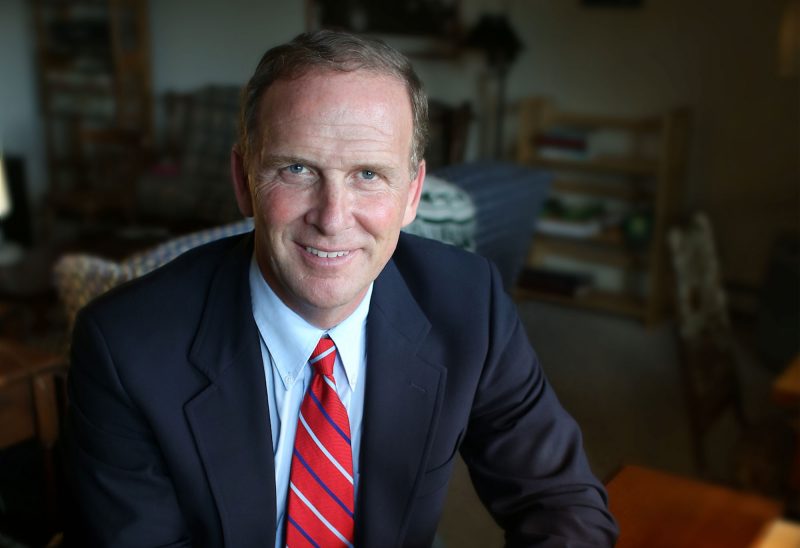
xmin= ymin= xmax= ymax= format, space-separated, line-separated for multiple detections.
xmin=431 ymin=162 xmax=552 ymax=290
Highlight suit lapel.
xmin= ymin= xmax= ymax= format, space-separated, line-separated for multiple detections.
xmin=356 ymin=259 xmax=446 ymax=546
xmin=183 ymin=234 xmax=277 ymax=547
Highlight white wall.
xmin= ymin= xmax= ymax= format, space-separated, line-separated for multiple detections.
xmin=148 ymin=0 xmax=303 ymax=93
xmin=0 ymin=0 xmax=46 ymax=202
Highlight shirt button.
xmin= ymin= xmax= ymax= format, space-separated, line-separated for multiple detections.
xmin=285 ymin=374 xmax=294 ymax=384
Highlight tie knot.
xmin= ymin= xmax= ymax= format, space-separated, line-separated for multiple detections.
xmin=309 ymin=336 xmax=336 ymax=378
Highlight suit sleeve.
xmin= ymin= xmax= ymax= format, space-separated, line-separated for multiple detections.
xmin=64 ymin=310 xmax=191 ymax=547
xmin=460 ymin=263 xmax=619 ymax=547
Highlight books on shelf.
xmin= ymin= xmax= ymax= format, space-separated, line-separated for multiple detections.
xmin=534 ymin=127 xmax=654 ymax=166
xmin=517 ymin=267 xmax=593 ymax=297
xmin=535 ymin=197 xmax=622 ymax=239
xmin=537 ymin=217 xmax=602 ymax=238
xmin=536 ymin=130 xmax=588 ymax=161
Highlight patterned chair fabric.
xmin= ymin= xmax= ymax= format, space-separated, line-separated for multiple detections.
xmin=667 ymin=212 xmax=794 ymax=493
xmin=53 ymin=219 xmax=254 ymax=335
xmin=53 ymin=255 xmax=135 ymax=338
xmin=403 ymin=175 xmax=476 ymax=251
xmin=668 ymin=212 xmax=730 ymax=340
xmin=136 ymin=85 xmax=243 ymax=226
xmin=124 ymin=219 xmax=254 ymax=277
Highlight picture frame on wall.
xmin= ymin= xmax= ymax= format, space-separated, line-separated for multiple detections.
xmin=581 ymin=0 xmax=643 ymax=6
xmin=306 ymin=0 xmax=462 ymax=40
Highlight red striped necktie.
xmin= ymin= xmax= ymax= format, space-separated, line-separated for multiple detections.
xmin=285 ymin=336 xmax=355 ymax=547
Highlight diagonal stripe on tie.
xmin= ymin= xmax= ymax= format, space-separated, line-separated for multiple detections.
xmin=308 ymin=390 xmax=351 ymax=444
xmin=296 ymin=412 xmax=353 ymax=484
xmin=287 ymin=488 xmax=350 ymax=548
xmin=289 ymin=483 xmax=353 ymax=547
xmin=289 ymin=470 xmax=353 ymax=537
xmin=302 ymin=388 xmax=351 ymax=453
xmin=293 ymin=431 xmax=353 ymax=514
xmin=293 ymin=448 xmax=354 ymax=517
xmin=309 ymin=344 xmax=336 ymax=365
xmin=286 ymin=515 xmax=320 ymax=548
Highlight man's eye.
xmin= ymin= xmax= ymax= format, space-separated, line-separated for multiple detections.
xmin=360 ymin=170 xmax=376 ymax=180
xmin=287 ymin=164 xmax=306 ymax=174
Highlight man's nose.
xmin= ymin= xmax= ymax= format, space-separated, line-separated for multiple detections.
xmin=307 ymin=179 xmax=352 ymax=234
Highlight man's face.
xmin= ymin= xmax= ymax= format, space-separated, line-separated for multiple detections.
xmin=232 ymin=69 xmax=425 ymax=328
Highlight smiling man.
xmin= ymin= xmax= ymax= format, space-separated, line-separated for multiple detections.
xmin=66 ymin=31 xmax=617 ymax=547
xmin=233 ymin=68 xmax=423 ymax=329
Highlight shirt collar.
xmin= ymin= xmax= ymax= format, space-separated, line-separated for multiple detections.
xmin=249 ymin=256 xmax=371 ymax=391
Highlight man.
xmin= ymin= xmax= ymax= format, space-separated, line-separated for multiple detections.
xmin=66 ymin=30 xmax=617 ymax=546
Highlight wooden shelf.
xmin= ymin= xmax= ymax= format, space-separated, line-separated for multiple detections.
xmin=37 ymin=0 xmax=110 ymax=9
xmin=527 ymin=154 xmax=658 ymax=176
xmin=551 ymin=179 xmax=653 ymax=201
xmin=533 ymin=232 xmax=648 ymax=270
xmin=45 ymin=109 xmax=114 ymax=122
xmin=44 ymin=81 xmax=114 ymax=95
xmin=545 ymin=112 xmax=662 ymax=132
xmin=514 ymin=287 xmax=646 ymax=320
xmin=33 ymin=0 xmax=153 ymax=220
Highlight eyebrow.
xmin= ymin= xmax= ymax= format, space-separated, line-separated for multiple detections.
xmin=260 ymin=154 xmax=401 ymax=178
xmin=356 ymin=162 xmax=399 ymax=176
xmin=259 ymin=154 xmax=308 ymax=169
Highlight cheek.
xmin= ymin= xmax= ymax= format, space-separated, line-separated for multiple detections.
xmin=254 ymin=186 xmax=306 ymax=227
xmin=355 ymin=195 xmax=408 ymax=238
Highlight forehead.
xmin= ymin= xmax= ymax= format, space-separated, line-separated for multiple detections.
xmin=259 ymin=70 xmax=411 ymax=133
xmin=253 ymin=69 xmax=414 ymax=168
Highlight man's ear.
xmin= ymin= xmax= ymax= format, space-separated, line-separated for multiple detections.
xmin=231 ymin=147 xmax=254 ymax=217
xmin=401 ymin=160 xmax=426 ymax=227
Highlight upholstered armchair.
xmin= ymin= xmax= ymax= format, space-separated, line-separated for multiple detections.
xmin=668 ymin=213 xmax=793 ymax=494
xmin=52 ymin=219 xmax=255 ymax=339
xmin=134 ymin=85 xmax=243 ymax=230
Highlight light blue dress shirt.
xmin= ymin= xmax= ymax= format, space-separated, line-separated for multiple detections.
xmin=248 ymin=258 xmax=370 ymax=547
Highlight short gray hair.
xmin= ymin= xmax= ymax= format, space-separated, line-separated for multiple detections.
xmin=238 ymin=30 xmax=429 ymax=177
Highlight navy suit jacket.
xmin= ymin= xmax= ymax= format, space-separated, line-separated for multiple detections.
xmin=66 ymin=232 xmax=617 ymax=547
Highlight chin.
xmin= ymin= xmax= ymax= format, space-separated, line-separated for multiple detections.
xmin=301 ymin=283 xmax=365 ymax=312
xmin=304 ymin=289 xmax=358 ymax=310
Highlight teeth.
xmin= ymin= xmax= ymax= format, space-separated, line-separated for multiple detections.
xmin=306 ymin=246 xmax=350 ymax=258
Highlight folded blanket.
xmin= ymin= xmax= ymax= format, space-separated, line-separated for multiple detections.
xmin=403 ymin=174 xmax=476 ymax=251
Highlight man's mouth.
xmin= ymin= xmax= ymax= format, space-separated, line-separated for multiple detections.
xmin=305 ymin=246 xmax=350 ymax=258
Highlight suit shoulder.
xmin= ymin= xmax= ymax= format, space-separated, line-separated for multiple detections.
xmin=391 ymin=233 xmax=502 ymax=321
xmin=394 ymin=232 xmax=493 ymax=287
xmin=79 ymin=232 xmax=250 ymax=325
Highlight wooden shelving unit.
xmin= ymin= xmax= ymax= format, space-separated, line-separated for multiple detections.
xmin=516 ymin=97 xmax=691 ymax=325
xmin=516 ymin=286 xmax=647 ymax=319
xmin=532 ymin=232 xmax=647 ymax=270
xmin=32 ymin=0 xmax=153 ymax=221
